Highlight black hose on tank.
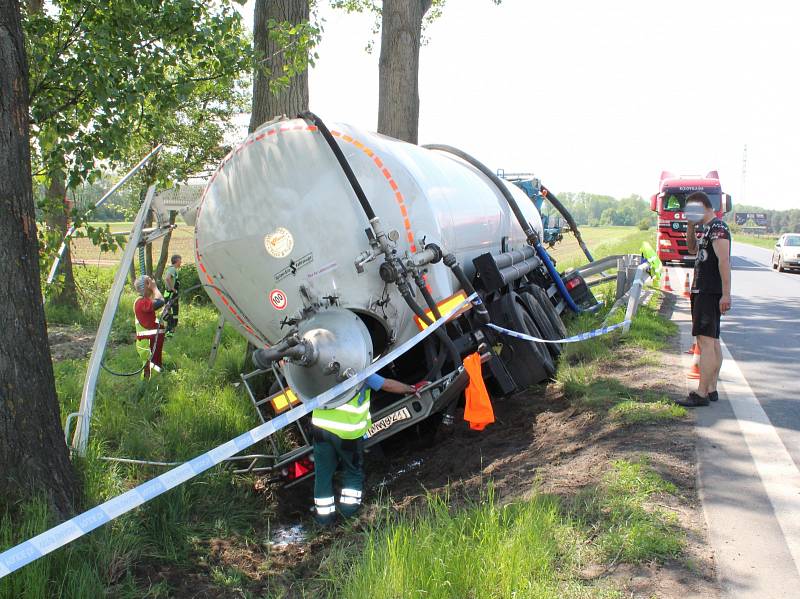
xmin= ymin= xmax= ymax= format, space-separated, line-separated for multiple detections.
xmin=540 ymin=185 xmax=594 ymax=262
xmin=299 ymin=112 xmax=377 ymax=222
xmin=397 ymin=279 xmax=461 ymax=369
xmin=423 ymin=144 xmax=540 ymax=247
xmin=443 ymin=254 xmax=490 ymax=324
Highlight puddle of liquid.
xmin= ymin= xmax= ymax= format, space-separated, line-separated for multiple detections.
xmin=269 ymin=523 xmax=307 ymax=548
xmin=377 ymin=458 xmax=424 ymax=488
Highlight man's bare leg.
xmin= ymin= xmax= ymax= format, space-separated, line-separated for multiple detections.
xmin=697 ymin=335 xmax=718 ymax=396
xmin=708 ymin=338 xmax=722 ymax=393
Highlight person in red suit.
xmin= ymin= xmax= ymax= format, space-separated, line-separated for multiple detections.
xmin=133 ymin=275 xmax=166 ymax=379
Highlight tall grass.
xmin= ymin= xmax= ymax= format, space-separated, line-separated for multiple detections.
xmin=319 ymin=459 xmax=681 ymax=599
xmin=3 ymin=264 xmax=270 ymax=597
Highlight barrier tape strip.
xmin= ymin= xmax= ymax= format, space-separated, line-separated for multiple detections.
xmin=0 ymin=293 xmax=476 ymax=580
xmin=488 ymin=319 xmax=631 ymax=344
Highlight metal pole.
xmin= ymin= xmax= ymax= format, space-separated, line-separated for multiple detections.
xmin=46 ymin=144 xmax=163 ymax=285
xmin=208 ymin=313 xmax=226 ymax=368
xmin=71 ymin=185 xmax=158 ymax=455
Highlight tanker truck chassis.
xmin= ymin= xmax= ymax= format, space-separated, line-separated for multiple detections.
xmin=191 ymin=113 xmax=598 ymax=485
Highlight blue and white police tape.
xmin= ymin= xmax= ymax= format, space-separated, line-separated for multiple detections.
xmin=488 ymin=319 xmax=631 ymax=344
xmin=0 ymin=293 xmax=477 ymax=580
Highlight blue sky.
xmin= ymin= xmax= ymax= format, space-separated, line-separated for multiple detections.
xmin=239 ymin=0 xmax=799 ymax=210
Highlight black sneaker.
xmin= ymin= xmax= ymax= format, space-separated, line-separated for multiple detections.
xmin=676 ymin=391 xmax=710 ymax=407
xmin=708 ymin=391 xmax=719 ymax=402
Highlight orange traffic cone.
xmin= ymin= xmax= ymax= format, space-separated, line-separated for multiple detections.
xmin=687 ymin=343 xmax=701 ymax=379
xmin=662 ymin=268 xmax=674 ymax=292
xmin=685 ymin=341 xmax=697 ymax=355
xmin=682 ymin=272 xmax=691 ymax=298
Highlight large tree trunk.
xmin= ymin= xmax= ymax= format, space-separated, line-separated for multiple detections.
xmin=44 ymin=172 xmax=80 ymax=310
xmin=0 ymin=0 xmax=79 ymax=517
xmin=378 ymin=0 xmax=432 ymax=144
xmin=155 ymin=210 xmax=177 ymax=281
xmin=249 ymin=0 xmax=310 ymax=133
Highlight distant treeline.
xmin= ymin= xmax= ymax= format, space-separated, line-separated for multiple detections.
xmin=722 ymin=204 xmax=800 ymax=234
xmin=550 ymin=192 xmax=653 ymax=227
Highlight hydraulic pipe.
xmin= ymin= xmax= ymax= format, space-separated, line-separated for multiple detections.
xmin=533 ymin=241 xmax=583 ymax=313
xmin=252 ymin=338 xmax=311 ymax=370
xmin=443 ymin=254 xmax=490 ymax=324
xmin=540 ymin=185 xmax=594 ymax=262
xmin=397 ymin=278 xmax=461 ymax=369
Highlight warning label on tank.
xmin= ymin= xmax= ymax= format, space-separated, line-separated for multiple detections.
xmin=269 ymin=289 xmax=288 ymax=311
xmin=264 ymin=227 xmax=294 ymax=258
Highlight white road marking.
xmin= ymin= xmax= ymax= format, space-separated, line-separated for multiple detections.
xmin=718 ymin=337 xmax=800 ymax=576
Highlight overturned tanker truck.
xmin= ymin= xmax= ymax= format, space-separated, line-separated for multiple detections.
xmin=189 ymin=113 xmax=597 ymax=484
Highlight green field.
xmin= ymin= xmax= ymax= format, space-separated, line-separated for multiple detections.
xmin=734 ymin=232 xmax=779 ymax=250
xmin=549 ymin=225 xmax=648 ymax=270
xmin=71 ymin=223 xmax=196 ymax=265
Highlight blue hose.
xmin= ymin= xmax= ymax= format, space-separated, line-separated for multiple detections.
xmin=534 ymin=241 xmax=601 ymax=314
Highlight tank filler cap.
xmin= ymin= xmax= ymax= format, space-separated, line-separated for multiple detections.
xmin=283 ymin=308 xmax=373 ymax=409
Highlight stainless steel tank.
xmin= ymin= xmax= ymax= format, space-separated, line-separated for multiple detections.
xmin=194 ymin=117 xmax=543 ymax=402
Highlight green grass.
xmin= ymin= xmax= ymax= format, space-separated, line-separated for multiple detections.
xmin=570 ymin=460 xmax=682 ymax=563
xmin=312 ymin=459 xmax=682 ymax=598
xmin=551 ymin=226 xmax=651 ymax=271
xmin=4 ymin=264 xmax=272 ymax=598
xmin=609 ymin=400 xmax=686 ymax=424
xmin=734 ymin=232 xmax=778 ymax=250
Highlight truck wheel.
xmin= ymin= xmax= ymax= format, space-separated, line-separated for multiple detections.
xmin=488 ymin=292 xmax=555 ymax=388
xmin=520 ymin=291 xmax=562 ymax=360
xmin=524 ymin=284 xmax=568 ymax=340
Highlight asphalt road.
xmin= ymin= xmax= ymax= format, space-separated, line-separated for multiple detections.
xmin=723 ymin=242 xmax=800 ymax=462
xmin=673 ymin=241 xmax=800 ymax=598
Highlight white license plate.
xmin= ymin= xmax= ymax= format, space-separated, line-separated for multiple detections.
xmin=365 ymin=407 xmax=412 ymax=438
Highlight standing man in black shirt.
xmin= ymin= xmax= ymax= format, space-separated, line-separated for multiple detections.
xmin=678 ymin=191 xmax=732 ymax=407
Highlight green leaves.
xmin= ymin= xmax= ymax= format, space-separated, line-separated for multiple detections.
xmin=25 ymin=0 xmax=252 ymax=188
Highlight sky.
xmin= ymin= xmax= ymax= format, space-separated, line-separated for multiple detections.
xmin=237 ymin=1 xmax=799 ymax=210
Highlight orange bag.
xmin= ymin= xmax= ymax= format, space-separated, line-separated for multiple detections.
xmin=463 ymin=352 xmax=494 ymax=431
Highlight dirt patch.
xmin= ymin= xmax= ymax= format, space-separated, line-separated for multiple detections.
xmin=132 ymin=294 xmax=719 ymax=598
xmin=48 ymin=324 xmax=98 ymax=361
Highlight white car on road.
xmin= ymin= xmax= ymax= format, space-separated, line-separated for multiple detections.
xmin=772 ymin=233 xmax=800 ymax=272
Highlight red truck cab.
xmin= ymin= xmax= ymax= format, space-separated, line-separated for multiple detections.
xmin=650 ymin=171 xmax=732 ymax=264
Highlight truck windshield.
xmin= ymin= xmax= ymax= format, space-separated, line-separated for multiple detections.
xmin=662 ymin=191 xmax=722 ymax=212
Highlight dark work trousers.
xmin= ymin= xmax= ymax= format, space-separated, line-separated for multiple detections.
xmin=164 ymin=292 xmax=179 ymax=333
xmin=312 ymin=427 xmax=364 ymax=524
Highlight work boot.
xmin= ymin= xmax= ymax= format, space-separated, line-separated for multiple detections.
xmin=708 ymin=391 xmax=719 ymax=402
xmin=676 ymin=391 xmax=709 ymax=407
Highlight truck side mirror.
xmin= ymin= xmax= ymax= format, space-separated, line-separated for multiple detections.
xmin=649 ymin=194 xmax=658 ymax=212
xmin=724 ymin=194 xmax=733 ymax=213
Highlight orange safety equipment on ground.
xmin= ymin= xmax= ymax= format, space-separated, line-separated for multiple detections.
xmin=463 ymin=352 xmax=494 ymax=431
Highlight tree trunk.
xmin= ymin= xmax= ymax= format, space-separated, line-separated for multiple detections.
xmin=249 ymin=0 xmax=310 ymax=133
xmin=155 ymin=210 xmax=177 ymax=281
xmin=44 ymin=172 xmax=80 ymax=310
xmin=0 ymin=0 xmax=79 ymax=517
xmin=378 ymin=0 xmax=432 ymax=144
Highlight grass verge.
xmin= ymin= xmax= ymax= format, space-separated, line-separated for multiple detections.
xmin=733 ymin=232 xmax=778 ymax=250
xmin=311 ymin=459 xmax=682 ymax=599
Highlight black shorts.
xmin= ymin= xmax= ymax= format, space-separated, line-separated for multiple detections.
xmin=691 ymin=293 xmax=722 ymax=338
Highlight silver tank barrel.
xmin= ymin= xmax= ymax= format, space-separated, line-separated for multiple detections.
xmin=194 ymin=118 xmax=543 ymax=403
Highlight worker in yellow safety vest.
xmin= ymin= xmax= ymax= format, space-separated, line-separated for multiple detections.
xmin=311 ymin=374 xmax=422 ymax=525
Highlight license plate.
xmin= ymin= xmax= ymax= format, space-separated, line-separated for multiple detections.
xmin=365 ymin=407 xmax=412 ymax=438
